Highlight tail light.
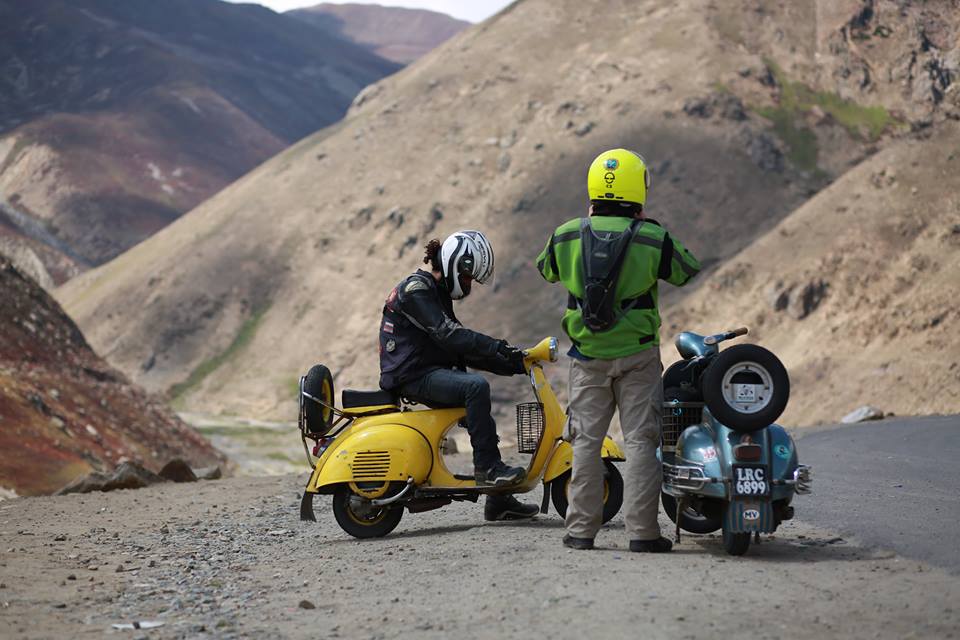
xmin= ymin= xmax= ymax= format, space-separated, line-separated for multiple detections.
xmin=312 ymin=437 xmax=334 ymax=457
xmin=733 ymin=443 xmax=762 ymax=461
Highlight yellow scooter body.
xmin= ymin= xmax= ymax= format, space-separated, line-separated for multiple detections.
xmin=306 ymin=338 xmax=626 ymax=496
xmin=306 ymin=408 xmax=459 ymax=496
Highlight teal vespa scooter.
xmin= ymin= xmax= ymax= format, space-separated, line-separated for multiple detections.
xmin=658 ymin=327 xmax=812 ymax=555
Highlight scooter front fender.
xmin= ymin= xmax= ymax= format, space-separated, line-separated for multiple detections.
xmin=543 ymin=437 xmax=625 ymax=484
xmin=307 ymin=424 xmax=433 ymax=494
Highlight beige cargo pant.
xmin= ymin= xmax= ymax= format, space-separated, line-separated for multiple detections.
xmin=564 ymin=347 xmax=663 ymax=541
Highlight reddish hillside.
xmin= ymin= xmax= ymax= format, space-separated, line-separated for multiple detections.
xmin=289 ymin=3 xmax=469 ymax=64
xmin=0 ymin=257 xmax=225 ymax=496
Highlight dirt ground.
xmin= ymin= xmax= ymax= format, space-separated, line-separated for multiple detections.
xmin=1 ymin=471 xmax=959 ymax=640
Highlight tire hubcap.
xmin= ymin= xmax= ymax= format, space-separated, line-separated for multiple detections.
xmin=720 ymin=361 xmax=773 ymax=414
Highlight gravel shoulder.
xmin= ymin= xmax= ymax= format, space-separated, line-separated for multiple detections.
xmin=2 ymin=472 xmax=959 ymax=639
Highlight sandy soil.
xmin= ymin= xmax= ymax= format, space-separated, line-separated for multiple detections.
xmin=1 ymin=473 xmax=958 ymax=640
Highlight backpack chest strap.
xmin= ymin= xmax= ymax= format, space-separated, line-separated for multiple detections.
xmin=568 ymin=291 xmax=655 ymax=311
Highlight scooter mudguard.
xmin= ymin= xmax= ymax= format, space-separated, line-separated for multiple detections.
xmin=725 ymin=499 xmax=776 ymax=533
xmin=307 ymin=424 xmax=432 ymax=494
xmin=543 ymin=437 xmax=625 ymax=483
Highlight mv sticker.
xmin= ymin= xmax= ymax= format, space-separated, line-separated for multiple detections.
xmin=742 ymin=505 xmax=761 ymax=522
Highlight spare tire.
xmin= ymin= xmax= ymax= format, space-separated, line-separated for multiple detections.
xmin=303 ymin=364 xmax=335 ymax=435
xmin=701 ymin=344 xmax=789 ymax=432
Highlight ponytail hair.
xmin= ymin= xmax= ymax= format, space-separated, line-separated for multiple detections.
xmin=423 ymin=238 xmax=442 ymax=271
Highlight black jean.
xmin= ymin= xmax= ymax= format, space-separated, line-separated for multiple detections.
xmin=399 ymin=368 xmax=501 ymax=470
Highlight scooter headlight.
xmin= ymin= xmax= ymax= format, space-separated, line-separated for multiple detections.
xmin=548 ymin=337 xmax=559 ymax=362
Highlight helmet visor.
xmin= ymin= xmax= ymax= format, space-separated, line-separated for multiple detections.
xmin=458 ymin=273 xmax=473 ymax=297
xmin=631 ymin=151 xmax=651 ymax=190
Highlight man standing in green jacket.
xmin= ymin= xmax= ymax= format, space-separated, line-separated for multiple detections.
xmin=536 ymin=148 xmax=700 ymax=552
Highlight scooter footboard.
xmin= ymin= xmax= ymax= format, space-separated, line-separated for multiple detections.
xmin=725 ymin=499 xmax=776 ymax=533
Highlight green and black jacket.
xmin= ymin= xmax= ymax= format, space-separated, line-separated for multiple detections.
xmin=536 ymin=216 xmax=700 ymax=359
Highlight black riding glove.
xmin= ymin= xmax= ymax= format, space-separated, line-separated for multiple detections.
xmin=497 ymin=341 xmax=527 ymax=375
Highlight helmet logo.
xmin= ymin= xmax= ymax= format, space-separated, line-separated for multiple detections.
xmin=604 ymin=171 xmax=616 ymax=187
xmin=605 ymin=158 xmax=619 ymax=170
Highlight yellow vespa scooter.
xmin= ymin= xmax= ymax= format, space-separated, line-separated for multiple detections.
xmin=297 ymin=337 xmax=626 ymax=538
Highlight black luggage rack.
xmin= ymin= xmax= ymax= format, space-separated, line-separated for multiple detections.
xmin=516 ymin=402 xmax=545 ymax=454
xmin=661 ymin=401 xmax=704 ymax=452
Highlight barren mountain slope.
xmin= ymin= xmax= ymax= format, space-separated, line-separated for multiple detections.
xmin=0 ymin=0 xmax=398 ymax=273
xmin=289 ymin=3 xmax=469 ymax=64
xmin=59 ymin=0 xmax=959 ymax=422
xmin=0 ymin=258 xmax=225 ymax=496
xmin=664 ymin=121 xmax=960 ymax=425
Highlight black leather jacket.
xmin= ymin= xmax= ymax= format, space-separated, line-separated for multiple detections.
xmin=379 ymin=269 xmax=519 ymax=390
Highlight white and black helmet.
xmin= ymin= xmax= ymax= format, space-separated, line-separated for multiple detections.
xmin=440 ymin=230 xmax=495 ymax=300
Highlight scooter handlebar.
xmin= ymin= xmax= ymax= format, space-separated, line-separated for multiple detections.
xmin=703 ymin=327 xmax=749 ymax=346
xmin=523 ymin=337 xmax=559 ymax=364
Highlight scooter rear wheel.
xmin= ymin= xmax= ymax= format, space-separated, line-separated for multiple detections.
xmin=550 ymin=461 xmax=623 ymax=524
xmin=332 ymin=484 xmax=404 ymax=539
xmin=722 ymin=527 xmax=752 ymax=556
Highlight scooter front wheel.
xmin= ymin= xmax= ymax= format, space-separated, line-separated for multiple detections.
xmin=661 ymin=493 xmax=722 ymax=534
xmin=332 ymin=484 xmax=404 ymax=539
xmin=550 ymin=461 xmax=624 ymax=524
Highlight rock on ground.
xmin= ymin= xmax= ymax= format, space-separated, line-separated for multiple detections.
xmin=841 ymin=405 xmax=886 ymax=424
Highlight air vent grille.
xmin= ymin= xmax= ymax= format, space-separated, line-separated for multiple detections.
xmin=352 ymin=451 xmax=391 ymax=480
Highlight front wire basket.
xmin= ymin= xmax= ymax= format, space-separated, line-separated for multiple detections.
xmin=661 ymin=401 xmax=704 ymax=452
xmin=516 ymin=402 xmax=545 ymax=454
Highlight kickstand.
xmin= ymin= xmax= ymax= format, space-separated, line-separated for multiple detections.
xmin=754 ymin=532 xmax=761 ymax=545
xmin=674 ymin=497 xmax=682 ymax=544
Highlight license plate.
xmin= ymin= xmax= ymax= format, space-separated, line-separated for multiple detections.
xmin=732 ymin=464 xmax=770 ymax=497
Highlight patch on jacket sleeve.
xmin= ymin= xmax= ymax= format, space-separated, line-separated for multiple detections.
xmin=404 ymin=279 xmax=429 ymax=293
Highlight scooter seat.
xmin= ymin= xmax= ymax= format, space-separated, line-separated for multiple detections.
xmin=342 ymin=389 xmax=399 ymax=409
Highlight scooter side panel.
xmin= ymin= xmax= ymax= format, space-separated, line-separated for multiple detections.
xmin=309 ymin=424 xmax=433 ymax=491
xmin=767 ymin=424 xmax=799 ymax=501
xmin=674 ymin=425 xmax=726 ymax=499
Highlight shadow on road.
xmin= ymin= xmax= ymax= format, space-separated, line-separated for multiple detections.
xmin=675 ymin=534 xmax=870 ymax=563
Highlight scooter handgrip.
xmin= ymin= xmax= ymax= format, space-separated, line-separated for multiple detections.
xmin=729 ymin=327 xmax=749 ymax=337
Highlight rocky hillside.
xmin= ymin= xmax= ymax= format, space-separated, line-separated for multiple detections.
xmin=289 ymin=3 xmax=470 ymax=64
xmin=665 ymin=120 xmax=960 ymax=425
xmin=0 ymin=257 xmax=225 ymax=496
xmin=58 ymin=0 xmax=960 ymax=425
xmin=0 ymin=0 xmax=399 ymax=279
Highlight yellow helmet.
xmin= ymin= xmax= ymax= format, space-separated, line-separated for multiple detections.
xmin=587 ymin=148 xmax=650 ymax=206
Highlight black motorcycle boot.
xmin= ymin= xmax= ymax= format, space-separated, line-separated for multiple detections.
xmin=629 ymin=536 xmax=674 ymax=553
xmin=562 ymin=534 xmax=595 ymax=550
xmin=475 ymin=460 xmax=526 ymax=487
xmin=484 ymin=494 xmax=539 ymax=521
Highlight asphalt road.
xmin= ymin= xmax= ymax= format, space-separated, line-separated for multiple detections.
xmin=797 ymin=414 xmax=960 ymax=574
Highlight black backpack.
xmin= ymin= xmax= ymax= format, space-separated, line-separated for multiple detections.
xmin=578 ymin=217 xmax=642 ymax=332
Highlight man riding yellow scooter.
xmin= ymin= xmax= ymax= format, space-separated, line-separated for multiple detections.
xmin=377 ymin=231 xmax=539 ymax=521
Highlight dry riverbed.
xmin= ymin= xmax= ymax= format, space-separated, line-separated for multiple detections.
xmin=1 ymin=474 xmax=959 ymax=640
